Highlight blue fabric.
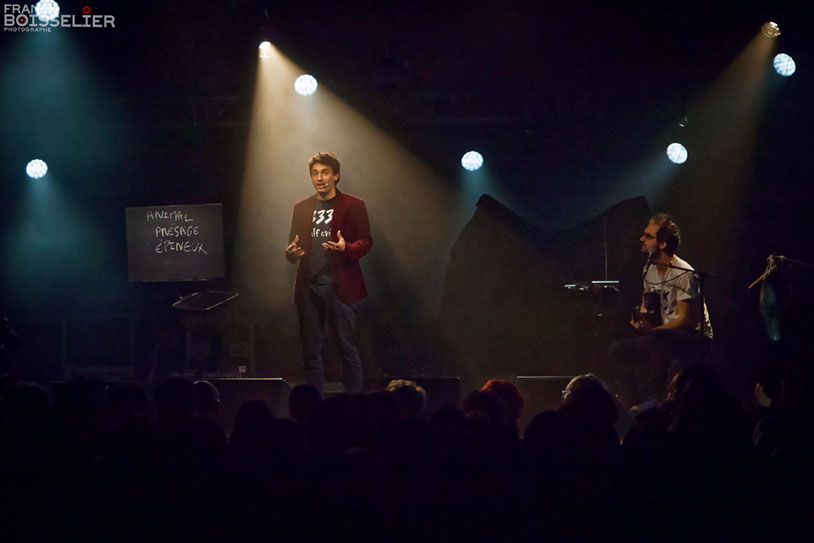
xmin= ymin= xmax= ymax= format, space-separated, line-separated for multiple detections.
xmin=297 ymin=282 xmax=363 ymax=394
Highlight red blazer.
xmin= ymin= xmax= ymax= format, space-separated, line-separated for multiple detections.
xmin=286 ymin=189 xmax=372 ymax=304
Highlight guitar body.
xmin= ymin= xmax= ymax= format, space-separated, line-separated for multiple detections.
xmin=639 ymin=291 xmax=663 ymax=327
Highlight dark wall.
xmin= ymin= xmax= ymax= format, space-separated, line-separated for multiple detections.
xmin=1 ymin=1 xmax=813 ymax=395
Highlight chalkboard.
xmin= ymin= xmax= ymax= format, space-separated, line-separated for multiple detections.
xmin=126 ymin=203 xmax=225 ymax=282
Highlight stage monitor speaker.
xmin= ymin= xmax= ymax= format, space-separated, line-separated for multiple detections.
xmin=209 ymin=378 xmax=292 ymax=432
xmin=62 ymin=314 xmax=134 ymax=379
xmin=515 ymin=375 xmax=574 ymax=433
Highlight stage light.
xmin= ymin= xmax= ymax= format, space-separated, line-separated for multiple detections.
xmin=666 ymin=143 xmax=687 ymax=164
xmin=258 ymin=41 xmax=271 ymax=58
xmin=294 ymin=75 xmax=318 ymax=96
xmin=26 ymin=159 xmax=48 ymax=179
xmin=760 ymin=22 xmax=781 ymax=38
xmin=461 ymin=151 xmax=484 ymax=171
xmin=773 ymin=53 xmax=796 ymax=77
xmin=34 ymin=0 xmax=59 ymax=22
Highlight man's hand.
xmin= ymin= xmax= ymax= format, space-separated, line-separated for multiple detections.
xmin=285 ymin=235 xmax=305 ymax=260
xmin=322 ymin=230 xmax=346 ymax=252
xmin=630 ymin=307 xmax=654 ymax=332
xmin=631 ymin=318 xmax=654 ymax=332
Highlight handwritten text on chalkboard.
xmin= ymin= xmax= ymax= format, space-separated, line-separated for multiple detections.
xmin=147 ymin=209 xmax=208 ymax=254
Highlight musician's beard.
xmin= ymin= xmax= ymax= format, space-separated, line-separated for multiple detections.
xmin=642 ymin=246 xmax=667 ymax=266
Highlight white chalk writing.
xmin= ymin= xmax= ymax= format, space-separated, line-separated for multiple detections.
xmin=155 ymin=240 xmax=208 ymax=254
xmin=146 ymin=210 xmax=194 ymax=223
xmin=154 ymin=225 xmax=200 ymax=238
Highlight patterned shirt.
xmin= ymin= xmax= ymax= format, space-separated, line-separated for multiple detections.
xmin=643 ymin=255 xmax=712 ymax=338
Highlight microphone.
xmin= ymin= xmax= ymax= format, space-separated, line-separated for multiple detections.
xmin=643 ymin=248 xmax=655 ymax=277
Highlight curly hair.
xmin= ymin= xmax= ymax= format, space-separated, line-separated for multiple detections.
xmin=308 ymin=152 xmax=341 ymax=184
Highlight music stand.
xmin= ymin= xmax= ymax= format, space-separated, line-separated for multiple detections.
xmin=172 ymin=291 xmax=239 ymax=376
xmin=563 ymin=280 xmax=620 ymax=317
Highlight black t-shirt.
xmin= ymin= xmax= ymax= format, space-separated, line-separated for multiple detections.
xmin=308 ymin=197 xmax=334 ymax=283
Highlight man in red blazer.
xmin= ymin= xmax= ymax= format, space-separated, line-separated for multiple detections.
xmin=285 ymin=152 xmax=372 ymax=393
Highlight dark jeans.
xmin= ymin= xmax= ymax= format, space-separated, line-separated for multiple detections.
xmin=296 ymin=282 xmax=363 ymax=394
xmin=608 ymin=330 xmax=708 ymax=407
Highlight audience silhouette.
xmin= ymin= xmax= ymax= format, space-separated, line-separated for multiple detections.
xmin=1 ymin=365 xmax=809 ymax=542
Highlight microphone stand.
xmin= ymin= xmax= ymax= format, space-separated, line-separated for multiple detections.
xmin=748 ymin=255 xmax=814 ymax=290
xmin=746 ymin=255 xmax=814 ymax=343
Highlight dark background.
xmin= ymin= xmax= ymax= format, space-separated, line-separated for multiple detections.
xmin=1 ymin=0 xmax=812 ymax=397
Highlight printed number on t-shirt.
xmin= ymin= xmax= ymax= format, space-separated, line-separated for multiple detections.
xmin=313 ymin=209 xmax=333 ymax=225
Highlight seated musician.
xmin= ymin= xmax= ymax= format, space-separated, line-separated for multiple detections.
xmin=608 ymin=213 xmax=712 ymax=408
